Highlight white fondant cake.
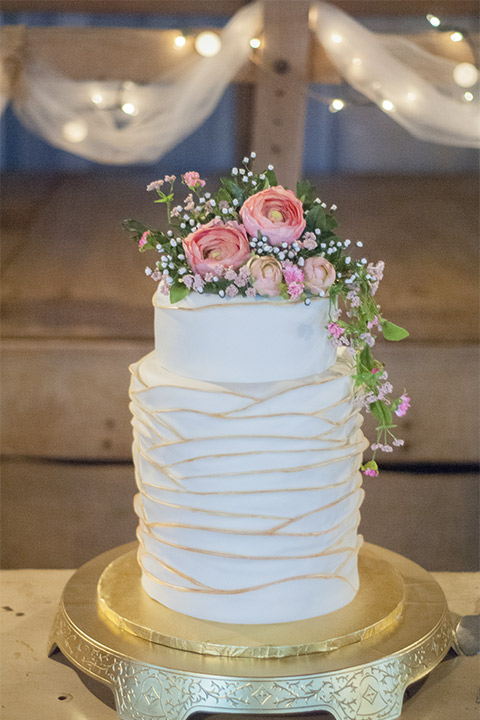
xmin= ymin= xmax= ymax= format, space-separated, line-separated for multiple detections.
xmin=130 ymin=290 xmax=367 ymax=624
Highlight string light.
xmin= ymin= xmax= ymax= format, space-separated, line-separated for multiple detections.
xmin=121 ymin=102 xmax=138 ymax=116
xmin=463 ymin=91 xmax=474 ymax=102
xmin=174 ymin=34 xmax=186 ymax=48
xmin=91 ymin=93 xmax=103 ymax=105
xmin=62 ymin=120 xmax=88 ymax=143
xmin=331 ymin=33 xmax=342 ymax=44
xmin=329 ymin=98 xmax=345 ymax=113
xmin=382 ymin=99 xmax=395 ymax=112
xmin=249 ymin=37 xmax=261 ymax=49
xmin=195 ymin=31 xmax=222 ymax=57
xmin=450 ymin=31 xmax=464 ymax=43
xmin=426 ymin=14 xmax=441 ymax=27
xmin=453 ymin=62 xmax=479 ymax=88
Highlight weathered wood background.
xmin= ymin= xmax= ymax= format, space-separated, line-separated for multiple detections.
xmin=1 ymin=171 xmax=478 ymax=569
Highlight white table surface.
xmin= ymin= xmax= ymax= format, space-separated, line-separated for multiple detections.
xmin=1 ymin=568 xmax=479 ymax=720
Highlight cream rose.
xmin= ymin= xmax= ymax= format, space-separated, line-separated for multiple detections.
xmin=182 ymin=219 xmax=251 ymax=278
xmin=304 ymin=256 xmax=336 ymax=295
xmin=247 ymin=256 xmax=283 ymax=297
xmin=240 ymin=186 xmax=306 ymax=247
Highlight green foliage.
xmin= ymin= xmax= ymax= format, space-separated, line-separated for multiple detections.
xmin=122 ymin=219 xmax=149 ymax=238
xmin=382 ymin=321 xmax=409 ymax=341
xmin=169 ymin=283 xmax=190 ymax=304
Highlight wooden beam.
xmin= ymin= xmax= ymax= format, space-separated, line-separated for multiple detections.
xmin=252 ymin=0 xmax=311 ymax=187
xmin=1 ymin=0 xmax=478 ymax=16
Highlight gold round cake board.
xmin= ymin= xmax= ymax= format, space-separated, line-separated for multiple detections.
xmin=48 ymin=542 xmax=452 ymax=720
xmin=97 ymin=546 xmax=405 ymax=658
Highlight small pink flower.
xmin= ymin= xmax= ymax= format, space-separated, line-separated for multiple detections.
xmin=193 ymin=274 xmax=204 ymax=291
xmin=182 ymin=220 xmax=250 ymax=278
xmin=363 ymin=468 xmax=379 ymax=477
xmin=302 ymin=231 xmax=318 ymax=250
xmin=138 ymin=231 xmax=150 ymax=249
xmin=224 ymin=266 xmax=237 ymax=281
xmin=240 ymin=186 xmax=306 ymax=247
xmin=371 ymin=368 xmax=381 ymax=375
xmin=164 ymin=174 xmax=176 ymax=183
xmin=146 ymin=179 xmax=164 ymax=191
xmin=245 ymin=286 xmax=256 ymax=298
xmin=328 ymin=321 xmax=345 ymax=339
xmin=225 ymin=284 xmax=239 ymax=297
xmin=282 ymin=261 xmax=304 ymax=285
xmin=395 ymin=394 xmax=411 ymax=417
xmin=181 ymin=275 xmax=194 ymax=289
xmin=304 ymin=256 xmax=336 ymax=295
xmin=247 ymin=256 xmax=283 ymax=297
xmin=287 ymin=281 xmax=303 ymax=300
xmin=183 ymin=171 xmax=206 ymax=188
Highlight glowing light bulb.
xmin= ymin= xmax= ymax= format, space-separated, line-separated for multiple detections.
xmin=463 ymin=91 xmax=474 ymax=102
xmin=453 ymin=62 xmax=479 ymax=88
xmin=62 ymin=120 xmax=88 ymax=143
xmin=382 ymin=99 xmax=395 ymax=112
xmin=407 ymin=91 xmax=416 ymax=102
xmin=329 ymin=98 xmax=345 ymax=113
xmin=121 ymin=102 xmax=138 ymax=115
xmin=450 ymin=31 xmax=463 ymax=43
xmin=174 ymin=34 xmax=186 ymax=48
xmin=331 ymin=33 xmax=342 ymax=44
xmin=352 ymin=57 xmax=361 ymax=66
xmin=195 ymin=31 xmax=222 ymax=57
xmin=91 ymin=93 xmax=103 ymax=105
xmin=249 ymin=37 xmax=261 ymax=49
xmin=426 ymin=14 xmax=441 ymax=27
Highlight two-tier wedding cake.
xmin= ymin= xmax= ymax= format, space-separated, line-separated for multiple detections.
xmin=124 ymin=156 xmax=409 ymax=626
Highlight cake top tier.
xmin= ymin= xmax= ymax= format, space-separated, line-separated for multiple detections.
xmin=153 ymin=290 xmax=336 ymax=383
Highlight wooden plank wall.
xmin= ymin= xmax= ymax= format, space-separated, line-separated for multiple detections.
xmin=1 ymin=171 xmax=478 ymax=570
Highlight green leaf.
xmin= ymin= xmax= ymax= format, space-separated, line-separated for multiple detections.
xmin=220 ymin=178 xmax=244 ymax=203
xmin=169 ymin=283 xmax=190 ymax=304
xmin=370 ymin=401 xmax=392 ymax=427
xmin=265 ymin=168 xmax=277 ymax=187
xmin=382 ymin=321 xmax=409 ymax=342
xmin=359 ymin=345 xmax=374 ymax=372
xmin=305 ymin=204 xmax=326 ymax=232
xmin=324 ymin=214 xmax=338 ymax=231
xmin=122 ymin=219 xmax=149 ymax=236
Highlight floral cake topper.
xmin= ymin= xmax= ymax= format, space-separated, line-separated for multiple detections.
xmin=123 ymin=153 xmax=410 ymax=475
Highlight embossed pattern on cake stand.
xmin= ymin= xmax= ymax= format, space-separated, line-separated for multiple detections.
xmin=48 ymin=542 xmax=452 ymax=720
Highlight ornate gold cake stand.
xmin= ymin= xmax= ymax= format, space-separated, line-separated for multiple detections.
xmin=48 ymin=542 xmax=452 ymax=720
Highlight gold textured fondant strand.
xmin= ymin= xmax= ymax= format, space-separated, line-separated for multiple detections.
xmin=137 ymin=545 xmax=359 ymax=595
xmin=136 ymin=503 xmax=361 ymax=541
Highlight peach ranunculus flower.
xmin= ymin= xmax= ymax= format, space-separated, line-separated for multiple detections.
xmin=240 ymin=186 xmax=306 ymax=247
xmin=182 ymin=218 xmax=250 ymax=278
xmin=247 ymin=256 xmax=283 ymax=297
xmin=303 ymin=256 xmax=336 ymax=295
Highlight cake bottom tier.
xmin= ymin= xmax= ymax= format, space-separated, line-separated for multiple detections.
xmin=129 ymin=350 xmax=368 ymax=624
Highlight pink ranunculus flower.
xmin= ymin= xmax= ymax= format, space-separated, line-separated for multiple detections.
xmin=304 ymin=256 xmax=336 ymax=295
xmin=247 ymin=256 xmax=283 ymax=297
xmin=183 ymin=171 xmax=206 ymax=188
xmin=240 ymin=186 xmax=306 ymax=247
xmin=182 ymin=219 xmax=250 ymax=278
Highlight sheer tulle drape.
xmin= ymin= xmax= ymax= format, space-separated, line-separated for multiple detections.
xmin=0 ymin=1 xmax=478 ymax=164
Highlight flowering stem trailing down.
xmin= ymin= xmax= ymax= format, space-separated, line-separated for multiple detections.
xmin=123 ymin=153 xmax=410 ymax=475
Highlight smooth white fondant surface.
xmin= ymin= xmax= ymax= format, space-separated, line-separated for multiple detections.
xmin=130 ymin=338 xmax=367 ymax=624
xmin=153 ymin=290 xmax=337 ymax=383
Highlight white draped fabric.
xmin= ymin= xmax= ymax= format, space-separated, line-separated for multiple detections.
xmin=0 ymin=1 xmax=478 ymax=163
